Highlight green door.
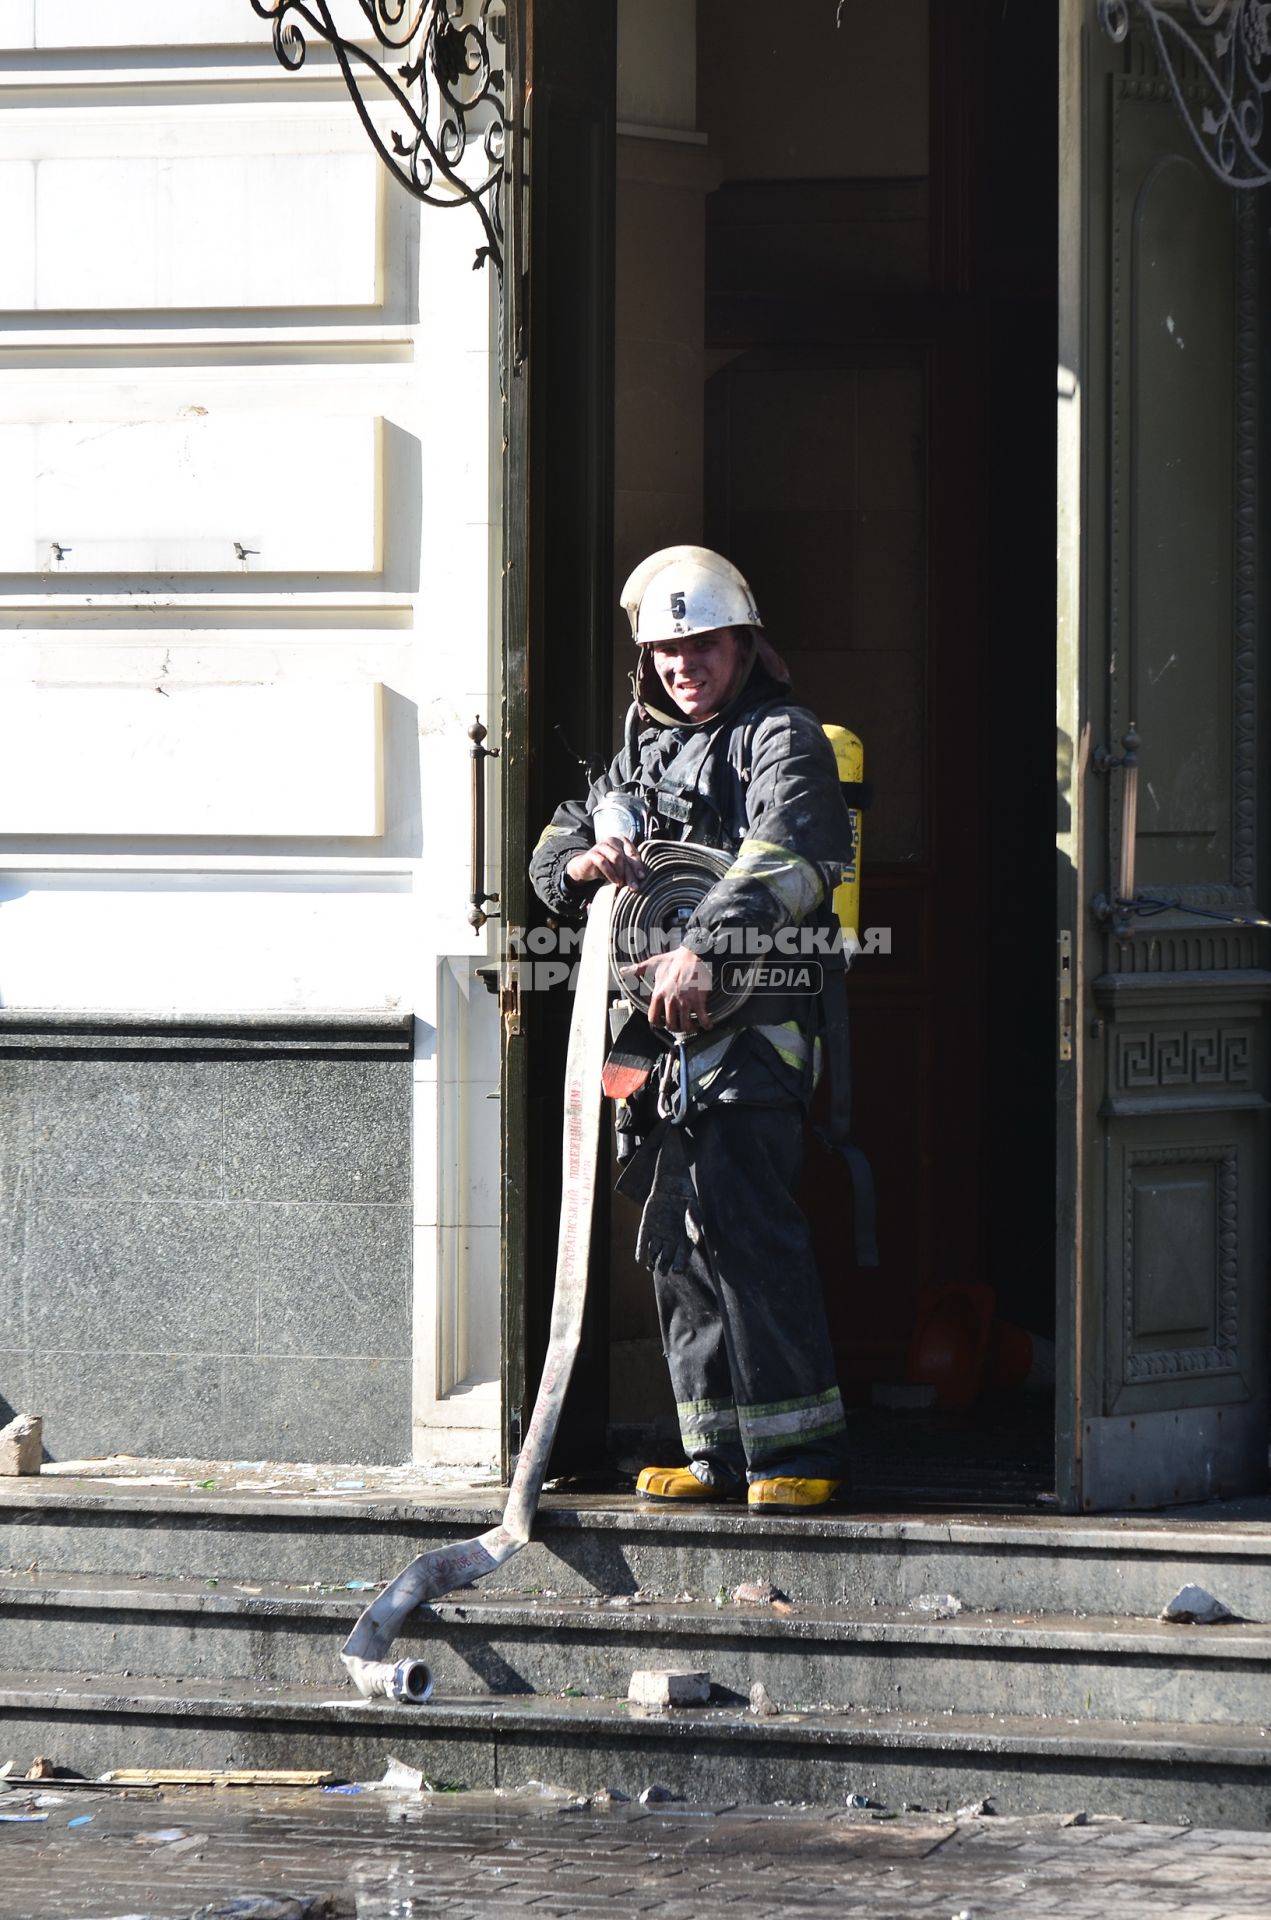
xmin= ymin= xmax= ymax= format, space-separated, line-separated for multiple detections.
xmin=1058 ymin=1 xmax=1271 ymax=1510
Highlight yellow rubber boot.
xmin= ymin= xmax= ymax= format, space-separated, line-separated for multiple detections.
xmin=636 ymin=1466 xmax=737 ymax=1503
xmin=747 ymin=1476 xmax=844 ymax=1514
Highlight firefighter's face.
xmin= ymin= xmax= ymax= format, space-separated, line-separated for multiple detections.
xmin=652 ymin=628 xmax=744 ymax=720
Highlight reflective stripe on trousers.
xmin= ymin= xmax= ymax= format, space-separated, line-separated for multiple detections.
xmin=651 ymin=1101 xmax=849 ymax=1483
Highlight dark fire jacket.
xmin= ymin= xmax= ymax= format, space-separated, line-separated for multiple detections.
xmin=529 ymin=661 xmax=854 ymax=1105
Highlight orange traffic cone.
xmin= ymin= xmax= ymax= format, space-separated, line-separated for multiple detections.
xmin=905 ymin=1282 xmax=996 ymax=1412
xmin=985 ymin=1319 xmax=1056 ymax=1395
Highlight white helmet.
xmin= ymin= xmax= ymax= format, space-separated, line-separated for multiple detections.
xmin=621 ymin=545 xmax=762 ymax=646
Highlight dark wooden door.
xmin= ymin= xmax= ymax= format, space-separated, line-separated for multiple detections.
xmin=1058 ymin=8 xmax=1271 ymax=1509
xmin=500 ymin=0 xmax=616 ymax=1475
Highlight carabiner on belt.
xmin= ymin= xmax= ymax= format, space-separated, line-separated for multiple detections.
xmin=656 ymin=1037 xmax=690 ymax=1126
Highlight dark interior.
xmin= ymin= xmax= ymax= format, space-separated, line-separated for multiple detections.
xmin=530 ymin=1 xmax=1059 ymax=1504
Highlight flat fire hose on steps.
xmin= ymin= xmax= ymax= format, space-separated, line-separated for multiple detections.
xmin=340 ymin=884 xmax=616 ymax=1704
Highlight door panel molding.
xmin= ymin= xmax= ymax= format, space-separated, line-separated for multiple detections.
xmin=1104 ymin=1112 xmax=1266 ymax=1418
xmin=1108 ymin=76 xmax=1260 ymax=917
xmin=1120 ymin=1140 xmax=1240 ymax=1386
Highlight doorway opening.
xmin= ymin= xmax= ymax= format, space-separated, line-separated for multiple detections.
xmin=599 ymin=0 xmax=1060 ymax=1505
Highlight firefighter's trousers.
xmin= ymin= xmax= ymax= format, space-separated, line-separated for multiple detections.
xmin=651 ymin=1102 xmax=849 ymax=1485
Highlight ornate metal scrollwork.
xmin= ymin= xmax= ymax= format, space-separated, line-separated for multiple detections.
xmin=250 ymin=0 xmax=506 ymax=272
xmin=1099 ymin=0 xmax=1271 ymax=190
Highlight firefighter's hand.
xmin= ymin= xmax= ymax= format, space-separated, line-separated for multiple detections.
xmin=624 ymin=945 xmax=713 ymax=1033
xmin=566 ymin=837 xmax=645 ymax=890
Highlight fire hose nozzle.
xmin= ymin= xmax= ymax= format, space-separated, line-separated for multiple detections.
xmin=342 ymin=1654 xmax=433 ymax=1704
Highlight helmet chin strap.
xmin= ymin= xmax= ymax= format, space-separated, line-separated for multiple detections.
xmin=716 ymin=632 xmax=759 ymax=712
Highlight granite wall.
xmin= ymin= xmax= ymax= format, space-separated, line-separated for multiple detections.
xmin=0 ymin=1013 xmax=414 ymax=1465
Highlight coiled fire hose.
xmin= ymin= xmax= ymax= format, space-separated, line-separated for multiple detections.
xmin=610 ymin=840 xmax=751 ymax=1028
xmin=340 ymin=883 xmax=617 ymax=1703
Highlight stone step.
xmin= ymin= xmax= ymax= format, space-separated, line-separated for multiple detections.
xmin=4 ymin=1571 xmax=1271 ymax=1728
xmin=2 ymin=1669 xmax=1270 ymax=1828
xmin=6 ymin=1485 xmax=1271 ymax=1619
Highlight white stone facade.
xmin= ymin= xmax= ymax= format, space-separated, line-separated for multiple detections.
xmin=0 ymin=1 xmax=502 ymax=1468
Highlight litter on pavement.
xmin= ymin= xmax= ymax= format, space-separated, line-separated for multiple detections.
xmin=1159 ymin=1584 xmax=1240 ymax=1625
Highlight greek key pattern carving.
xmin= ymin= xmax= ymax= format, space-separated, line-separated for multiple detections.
xmin=1123 ymin=1144 xmax=1239 ymax=1382
xmin=1116 ymin=1027 xmax=1253 ymax=1091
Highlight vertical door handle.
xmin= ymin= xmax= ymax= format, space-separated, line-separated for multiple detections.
xmin=1092 ymin=722 xmax=1141 ymax=933
xmin=468 ymin=717 xmax=501 ymax=929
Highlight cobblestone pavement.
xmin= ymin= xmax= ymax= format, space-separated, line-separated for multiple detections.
xmin=2 ymin=1783 xmax=1270 ymax=1920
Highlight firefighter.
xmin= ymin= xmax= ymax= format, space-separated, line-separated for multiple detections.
xmin=530 ymin=547 xmax=856 ymax=1513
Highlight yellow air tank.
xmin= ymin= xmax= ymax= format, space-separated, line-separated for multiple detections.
xmin=822 ymin=725 xmax=863 ymax=952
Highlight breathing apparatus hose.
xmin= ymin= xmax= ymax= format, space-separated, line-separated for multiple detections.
xmin=339 ymin=884 xmax=617 ymax=1703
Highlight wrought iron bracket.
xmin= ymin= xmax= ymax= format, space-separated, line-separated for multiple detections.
xmin=250 ymin=0 xmax=507 ymax=274
xmin=1099 ymin=0 xmax=1271 ymax=190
